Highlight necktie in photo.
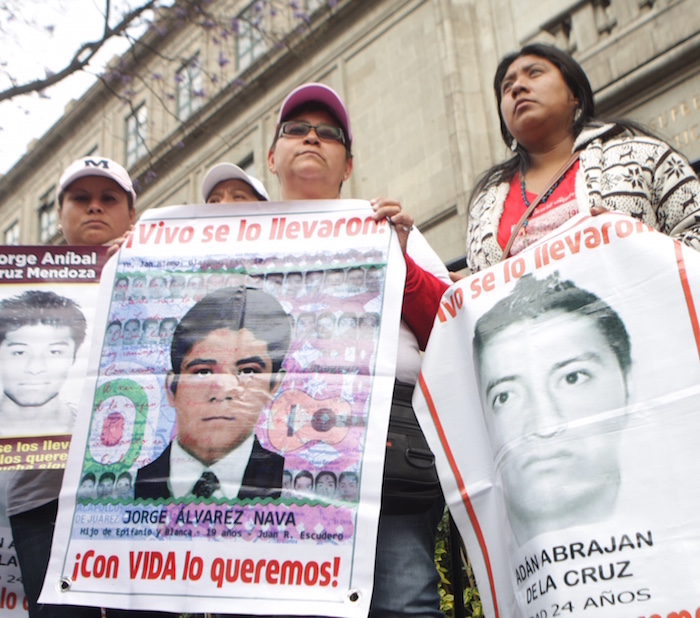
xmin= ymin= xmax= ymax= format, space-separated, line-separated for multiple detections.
xmin=192 ymin=470 xmax=220 ymax=498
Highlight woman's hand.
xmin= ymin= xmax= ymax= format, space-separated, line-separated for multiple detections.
xmin=105 ymin=225 xmax=134 ymax=258
xmin=370 ymin=198 xmax=414 ymax=254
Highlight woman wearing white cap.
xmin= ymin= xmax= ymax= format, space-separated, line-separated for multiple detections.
xmin=201 ymin=162 xmax=270 ymax=203
xmin=6 ymin=157 xmax=171 ymax=618
xmin=57 ymin=156 xmax=136 ymax=248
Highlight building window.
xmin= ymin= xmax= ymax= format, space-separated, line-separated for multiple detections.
xmin=176 ymin=55 xmax=203 ymax=120
xmin=4 ymin=221 xmax=20 ymax=246
xmin=237 ymin=3 xmax=266 ymax=72
xmin=306 ymin=0 xmax=324 ymax=12
xmin=239 ymin=154 xmax=256 ymax=178
xmin=125 ymin=104 xmax=148 ymax=167
xmin=38 ymin=187 xmax=58 ymax=243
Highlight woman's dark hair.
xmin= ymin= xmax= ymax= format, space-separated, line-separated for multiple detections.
xmin=469 ymin=43 xmax=654 ymax=208
xmin=494 ymin=43 xmax=595 ymax=151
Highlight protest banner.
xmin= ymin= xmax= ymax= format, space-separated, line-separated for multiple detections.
xmin=414 ymin=212 xmax=700 ymax=618
xmin=42 ymin=200 xmax=404 ymax=617
xmin=0 ymin=245 xmax=107 ymax=617
xmin=0 ymin=522 xmax=22 ymax=617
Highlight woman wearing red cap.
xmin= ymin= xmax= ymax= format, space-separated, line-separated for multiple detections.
xmin=265 ymin=83 xmax=449 ymax=618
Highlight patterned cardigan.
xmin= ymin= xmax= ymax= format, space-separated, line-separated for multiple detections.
xmin=466 ymin=122 xmax=700 ymax=273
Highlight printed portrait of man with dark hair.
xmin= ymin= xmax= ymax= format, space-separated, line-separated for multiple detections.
xmin=0 ymin=290 xmax=87 ymax=437
xmin=473 ymin=272 xmax=631 ymax=545
xmin=134 ymin=286 xmax=291 ymax=501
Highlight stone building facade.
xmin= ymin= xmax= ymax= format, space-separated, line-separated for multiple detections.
xmin=0 ymin=0 xmax=698 ymax=267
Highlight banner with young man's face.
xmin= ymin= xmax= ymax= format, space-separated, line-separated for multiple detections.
xmin=0 ymin=246 xmax=108 ymax=617
xmin=42 ymin=201 xmax=404 ymax=617
xmin=415 ymin=212 xmax=700 ymax=618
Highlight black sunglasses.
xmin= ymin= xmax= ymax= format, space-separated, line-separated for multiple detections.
xmin=278 ymin=121 xmax=346 ymax=145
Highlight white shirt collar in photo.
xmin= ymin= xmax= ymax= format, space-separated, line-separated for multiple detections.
xmin=169 ymin=432 xmax=256 ymax=500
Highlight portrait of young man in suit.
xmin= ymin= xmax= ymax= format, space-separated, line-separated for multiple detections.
xmin=134 ymin=285 xmax=291 ymax=501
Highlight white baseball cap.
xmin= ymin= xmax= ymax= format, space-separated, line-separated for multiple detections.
xmin=201 ymin=163 xmax=270 ymax=202
xmin=59 ymin=157 xmax=137 ymax=205
xmin=278 ymin=83 xmax=352 ymax=147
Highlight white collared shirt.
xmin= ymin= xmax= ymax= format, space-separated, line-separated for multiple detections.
xmin=169 ymin=433 xmax=256 ymax=499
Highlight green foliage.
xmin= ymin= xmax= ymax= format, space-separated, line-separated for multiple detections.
xmin=435 ymin=508 xmax=483 ymax=617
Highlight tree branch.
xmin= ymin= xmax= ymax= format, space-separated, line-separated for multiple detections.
xmin=0 ymin=0 xmax=159 ymax=103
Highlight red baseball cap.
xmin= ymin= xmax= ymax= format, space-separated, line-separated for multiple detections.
xmin=278 ymin=83 xmax=352 ymax=146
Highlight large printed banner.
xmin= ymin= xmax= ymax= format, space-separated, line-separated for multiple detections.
xmin=0 ymin=524 xmax=22 ymax=617
xmin=43 ymin=200 xmax=404 ymax=617
xmin=0 ymin=245 xmax=107 ymax=617
xmin=415 ymin=213 xmax=700 ymax=618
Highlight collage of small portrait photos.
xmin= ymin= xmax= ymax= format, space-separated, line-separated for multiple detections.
xmin=242 ymin=247 xmax=386 ymax=507
xmin=281 ymin=468 xmax=360 ymax=504
xmin=77 ymin=470 xmax=135 ymax=501
xmin=79 ymin=246 xmax=387 ymax=505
